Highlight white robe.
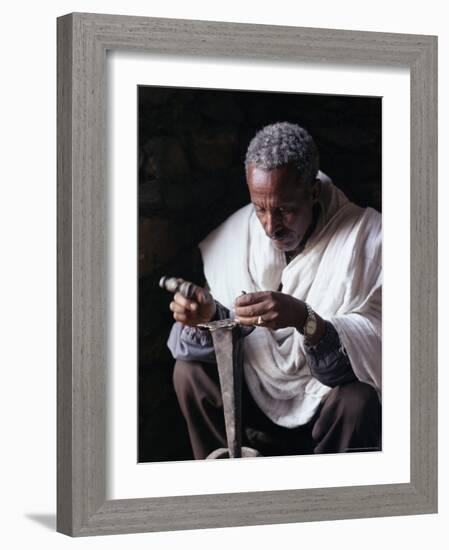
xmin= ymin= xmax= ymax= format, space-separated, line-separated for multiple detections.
xmin=199 ymin=174 xmax=382 ymax=428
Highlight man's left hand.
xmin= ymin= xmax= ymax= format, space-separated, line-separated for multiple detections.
xmin=234 ymin=291 xmax=307 ymax=331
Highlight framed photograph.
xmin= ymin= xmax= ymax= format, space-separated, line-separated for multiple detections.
xmin=137 ymin=85 xmax=382 ymax=465
xmin=57 ymin=12 xmax=437 ymax=536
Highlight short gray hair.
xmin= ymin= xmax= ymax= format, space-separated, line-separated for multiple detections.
xmin=244 ymin=122 xmax=319 ymax=185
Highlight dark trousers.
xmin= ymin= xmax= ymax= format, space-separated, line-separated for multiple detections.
xmin=173 ymin=359 xmax=382 ymax=459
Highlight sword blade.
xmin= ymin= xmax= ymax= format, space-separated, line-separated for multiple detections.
xmin=210 ymin=326 xmax=242 ymax=458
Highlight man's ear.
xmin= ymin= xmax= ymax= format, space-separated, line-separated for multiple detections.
xmin=311 ymin=177 xmax=321 ymax=201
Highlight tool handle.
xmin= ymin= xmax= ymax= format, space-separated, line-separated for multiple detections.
xmin=159 ymin=276 xmax=196 ymax=300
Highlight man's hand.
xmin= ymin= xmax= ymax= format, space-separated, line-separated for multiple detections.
xmin=169 ymin=284 xmax=216 ymax=327
xmin=234 ymin=291 xmax=307 ymax=331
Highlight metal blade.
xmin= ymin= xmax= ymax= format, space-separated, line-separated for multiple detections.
xmin=209 ymin=326 xmax=242 ymax=458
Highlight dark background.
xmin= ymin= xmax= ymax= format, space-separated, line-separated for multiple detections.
xmin=138 ymin=85 xmax=381 ymax=462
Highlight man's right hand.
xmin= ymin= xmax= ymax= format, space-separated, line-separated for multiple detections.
xmin=169 ymin=284 xmax=216 ymax=327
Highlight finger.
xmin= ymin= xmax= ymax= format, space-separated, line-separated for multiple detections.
xmin=233 ymin=315 xmax=254 ymax=326
xmin=173 ymin=311 xmax=188 ymax=324
xmin=235 ymin=311 xmax=277 ymax=327
xmin=234 ymin=291 xmax=269 ymax=307
xmin=170 ymin=301 xmax=190 ymax=315
xmin=174 ymin=291 xmax=198 ymax=312
xmin=193 ymin=286 xmax=212 ymax=305
xmin=234 ymin=302 xmax=267 ymax=318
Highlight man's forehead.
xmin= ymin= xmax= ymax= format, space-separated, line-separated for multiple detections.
xmin=249 ymin=187 xmax=309 ymax=211
xmin=246 ymin=162 xmax=298 ymax=178
xmin=247 ymin=164 xmax=308 ymax=195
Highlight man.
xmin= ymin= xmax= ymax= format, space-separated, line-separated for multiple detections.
xmin=167 ymin=121 xmax=382 ymax=459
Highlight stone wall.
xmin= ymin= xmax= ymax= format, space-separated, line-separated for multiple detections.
xmin=138 ymin=86 xmax=381 ymax=462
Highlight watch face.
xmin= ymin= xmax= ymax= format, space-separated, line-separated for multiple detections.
xmin=305 ymin=318 xmax=317 ymax=336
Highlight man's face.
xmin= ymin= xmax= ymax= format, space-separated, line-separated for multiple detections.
xmin=246 ymin=163 xmax=319 ymax=253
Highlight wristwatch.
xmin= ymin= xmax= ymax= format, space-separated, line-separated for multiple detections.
xmin=302 ymin=302 xmax=318 ymax=339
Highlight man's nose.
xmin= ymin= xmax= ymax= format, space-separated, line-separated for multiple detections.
xmin=265 ymin=211 xmax=283 ymax=237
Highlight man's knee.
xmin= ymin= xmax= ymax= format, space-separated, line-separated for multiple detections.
xmin=173 ymin=360 xmax=200 ymax=401
xmin=335 ymin=381 xmax=380 ymax=422
xmin=312 ymin=381 xmax=380 ymax=442
xmin=172 ymin=359 xmax=220 ymax=407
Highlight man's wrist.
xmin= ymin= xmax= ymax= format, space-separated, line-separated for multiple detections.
xmin=209 ymin=300 xmax=230 ymax=322
xmin=295 ymin=301 xmax=326 ymax=346
xmin=293 ymin=300 xmax=308 ymax=333
xmin=304 ymin=315 xmax=326 ymax=346
xmin=207 ymin=301 xmax=217 ymax=322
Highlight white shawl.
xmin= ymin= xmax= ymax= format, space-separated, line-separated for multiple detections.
xmin=199 ymin=175 xmax=382 ymax=428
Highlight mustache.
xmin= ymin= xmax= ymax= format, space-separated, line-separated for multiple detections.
xmin=268 ymin=229 xmax=289 ymax=240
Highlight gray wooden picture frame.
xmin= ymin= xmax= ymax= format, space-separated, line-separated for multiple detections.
xmin=57 ymin=12 xmax=438 ymax=537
